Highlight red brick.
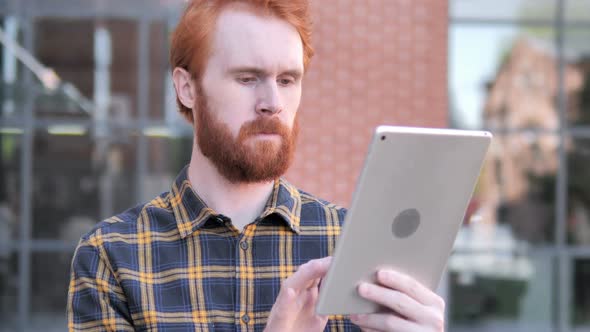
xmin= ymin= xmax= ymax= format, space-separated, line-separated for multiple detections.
xmin=286 ymin=0 xmax=448 ymax=207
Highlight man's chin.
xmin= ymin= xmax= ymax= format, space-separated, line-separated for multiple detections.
xmin=245 ymin=138 xmax=282 ymax=152
xmin=247 ymin=134 xmax=282 ymax=144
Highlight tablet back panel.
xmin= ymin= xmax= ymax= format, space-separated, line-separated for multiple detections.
xmin=316 ymin=126 xmax=492 ymax=315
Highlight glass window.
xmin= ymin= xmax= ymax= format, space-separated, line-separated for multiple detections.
xmin=567 ymin=137 xmax=590 ymax=245
xmin=565 ymin=0 xmax=590 ymax=23
xmin=148 ymin=21 xmax=168 ymax=121
xmin=33 ymin=18 xmax=139 ymax=120
xmin=104 ymin=134 xmax=140 ymax=218
xmin=31 ymin=126 xmax=138 ymax=240
xmin=0 ymin=38 xmax=21 ymax=327
xmin=30 ymin=252 xmax=69 ymax=332
xmin=564 ymin=27 xmax=590 ymax=127
xmin=450 ymin=25 xmax=556 ymax=130
xmin=0 ymin=253 xmax=17 ymax=332
xmin=573 ymin=258 xmax=590 ymax=327
xmin=1 ymin=16 xmax=27 ymax=121
xmin=0 ymin=132 xmax=21 ymax=242
xmin=449 ymin=253 xmax=555 ymax=331
xmin=142 ymin=135 xmax=192 ymax=202
xmin=31 ymin=128 xmax=98 ymax=240
xmin=450 ymin=0 xmax=557 ymax=21
xmin=470 ymin=133 xmax=559 ymax=244
xmin=106 ymin=19 xmax=138 ymax=119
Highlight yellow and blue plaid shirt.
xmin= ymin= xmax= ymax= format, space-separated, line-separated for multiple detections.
xmin=68 ymin=166 xmax=359 ymax=331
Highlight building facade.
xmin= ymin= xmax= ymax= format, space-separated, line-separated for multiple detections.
xmin=0 ymin=0 xmax=447 ymax=331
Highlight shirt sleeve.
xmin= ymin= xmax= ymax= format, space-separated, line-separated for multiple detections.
xmin=67 ymin=239 xmax=134 ymax=331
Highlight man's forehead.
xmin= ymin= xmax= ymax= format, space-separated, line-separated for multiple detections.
xmin=209 ymin=6 xmax=304 ymax=73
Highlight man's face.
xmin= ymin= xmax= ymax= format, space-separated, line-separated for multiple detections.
xmin=194 ymin=6 xmax=304 ymax=183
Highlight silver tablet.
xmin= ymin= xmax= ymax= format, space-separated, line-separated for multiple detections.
xmin=316 ymin=126 xmax=492 ymax=315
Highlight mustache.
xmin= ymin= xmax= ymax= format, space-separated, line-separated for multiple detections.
xmin=239 ymin=117 xmax=290 ymax=137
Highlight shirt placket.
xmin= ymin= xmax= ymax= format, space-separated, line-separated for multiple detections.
xmin=236 ymin=225 xmax=255 ymax=332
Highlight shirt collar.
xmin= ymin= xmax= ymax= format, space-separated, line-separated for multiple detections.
xmin=170 ymin=166 xmax=301 ymax=238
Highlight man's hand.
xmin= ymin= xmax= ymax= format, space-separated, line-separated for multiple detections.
xmin=350 ymin=269 xmax=445 ymax=331
xmin=264 ymin=256 xmax=332 ymax=332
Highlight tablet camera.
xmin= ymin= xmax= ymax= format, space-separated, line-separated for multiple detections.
xmin=392 ymin=208 xmax=421 ymax=238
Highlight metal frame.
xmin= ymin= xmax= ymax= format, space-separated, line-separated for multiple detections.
xmin=10 ymin=0 xmax=185 ymax=20
xmin=135 ymin=18 xmax=150 ymax=202
xmin=16 ymin=15 xmax=34 ymax=332
xmin=555 ymin=1 xmax=571 ymax=331
xmin=451 ymin=17 xmax=590 ymax=28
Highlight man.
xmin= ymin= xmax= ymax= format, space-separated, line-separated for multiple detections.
xmin=67 ymin=0 xmax=445 ymax=331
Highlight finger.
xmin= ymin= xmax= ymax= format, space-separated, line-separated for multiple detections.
xmin=284 ymin=257 xmax=332 ymax=291
xmin=310 ymin=277 xmax=321 ymax=289
xmin=307 ymin=279 xmax=320 ymax=299
xmin=274 ymin=286 xmax=298 ymax=311
xmin=358 ymin=282 xmax=443 ymax=326
xmin=304 ymin=285 xmax=321 ymax=311
xmin=375 ymin=269 xmax=445 ymax=310
xmin=267 ymin=287 xmax=298 ymax=328
xmin=350 ymin=313 xmax=418 ymax=331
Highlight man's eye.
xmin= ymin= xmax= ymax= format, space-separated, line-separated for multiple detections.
xmin=278 ymin=78 xmax=294 ymax=86
xmin=238 ymin=76 xmax=257 ymax=84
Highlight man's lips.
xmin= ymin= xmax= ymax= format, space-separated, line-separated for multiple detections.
xmin=253 ymin=131 xmax=280 ymax=136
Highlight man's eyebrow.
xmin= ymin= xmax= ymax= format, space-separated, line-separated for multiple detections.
xmin=227 ymin=67 xmax=303 ymax=79
xmin=281 ymin=69 xmax=303 ymax=80
xmin=228 ymin=67 xmax=266 ymax=76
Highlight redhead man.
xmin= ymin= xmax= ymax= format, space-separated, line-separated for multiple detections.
xmin=67 ymin=1 xmax=445 ymax=331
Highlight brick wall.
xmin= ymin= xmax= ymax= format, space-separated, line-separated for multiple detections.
xmin=32 ymin=0 xmax=449 ymax=208
xmin=286 ymin=0 xmax=449 ymax=207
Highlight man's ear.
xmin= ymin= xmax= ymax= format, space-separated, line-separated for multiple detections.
xmin=172 ymin=67 xmax=197 ymax=109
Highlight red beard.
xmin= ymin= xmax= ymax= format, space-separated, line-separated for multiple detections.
xmin=194 ymin=88 xmax=299 ymax=184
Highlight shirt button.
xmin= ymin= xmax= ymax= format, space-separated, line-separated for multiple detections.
xmin=240 ymin=241 xmax=249 ymax=250
xmin=241 ymin=313 xmax=250 ymax=324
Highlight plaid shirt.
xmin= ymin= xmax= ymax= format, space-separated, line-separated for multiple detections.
xmin=68 ymin=166 xmax=359 ymax=331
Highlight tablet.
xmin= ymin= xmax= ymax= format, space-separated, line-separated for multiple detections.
xmin=316 ymin=126 xmax=492 ymax=315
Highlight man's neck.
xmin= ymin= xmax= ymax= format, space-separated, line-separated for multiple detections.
xmin=187 ymin=149 xmax=275 ymax=232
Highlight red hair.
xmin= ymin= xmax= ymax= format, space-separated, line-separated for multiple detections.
xmin=170 ymin=0 xmax=314 ymax=122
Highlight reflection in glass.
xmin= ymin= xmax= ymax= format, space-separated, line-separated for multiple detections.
xmin=565 ymin=28 xmax=590 ymax=127
xmin=567 ymin=138 xmax=590 ymax=245
xmin=31 ymin=129 xmax=99 ymax=240
xmin=31 ymin=252 xmax=69 ymax=332
xmin=450 ymin=0 xmax=557 ymax=21
xmin=31 ymin=127 xmax=137 ymax=240
xmin=0 ymin=132 xmax=20 ymax=241
xmin=470 ymin=134 xmax=558 ymax=244
xmin=34 ymin=18 xmax=94 ymax=118
xmin=450 ymin=25 xmax=555 ymax=130
xmin=104 ymin=135 xmax=139 ymax=217
xmin=565 ymin=0 xmax=590 ymax=22
xmin=105 ymin=19 xmax=138 ymax=119
xmin=449 ymin=252 xmax=554 ymax=331
xmin=574 ymin=259 xmax=590 ymax=326
xmin=0 ymin=254 xmax=17 ymax=332
xmin=149 ymin=21 xmax=168 ymax=120
xmin=147 ymin=19 xmax=193 ymax=125
xmin=1 ymin=16 xmax=26 ymax=119
xmin=34 ymin=18 xmax=138 ymax=120
xmin=142 ymin=135 xmax=192 ymax=202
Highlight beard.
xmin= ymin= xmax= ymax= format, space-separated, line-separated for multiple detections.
xmin=194 ymin=87 xmax=299 ymax=184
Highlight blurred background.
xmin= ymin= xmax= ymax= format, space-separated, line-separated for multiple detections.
xmin=0 ymin=0 xmax=589 ymax=331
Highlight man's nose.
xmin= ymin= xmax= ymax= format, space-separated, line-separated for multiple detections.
xmin=256 ymin=80 xmax=283 ymax=116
